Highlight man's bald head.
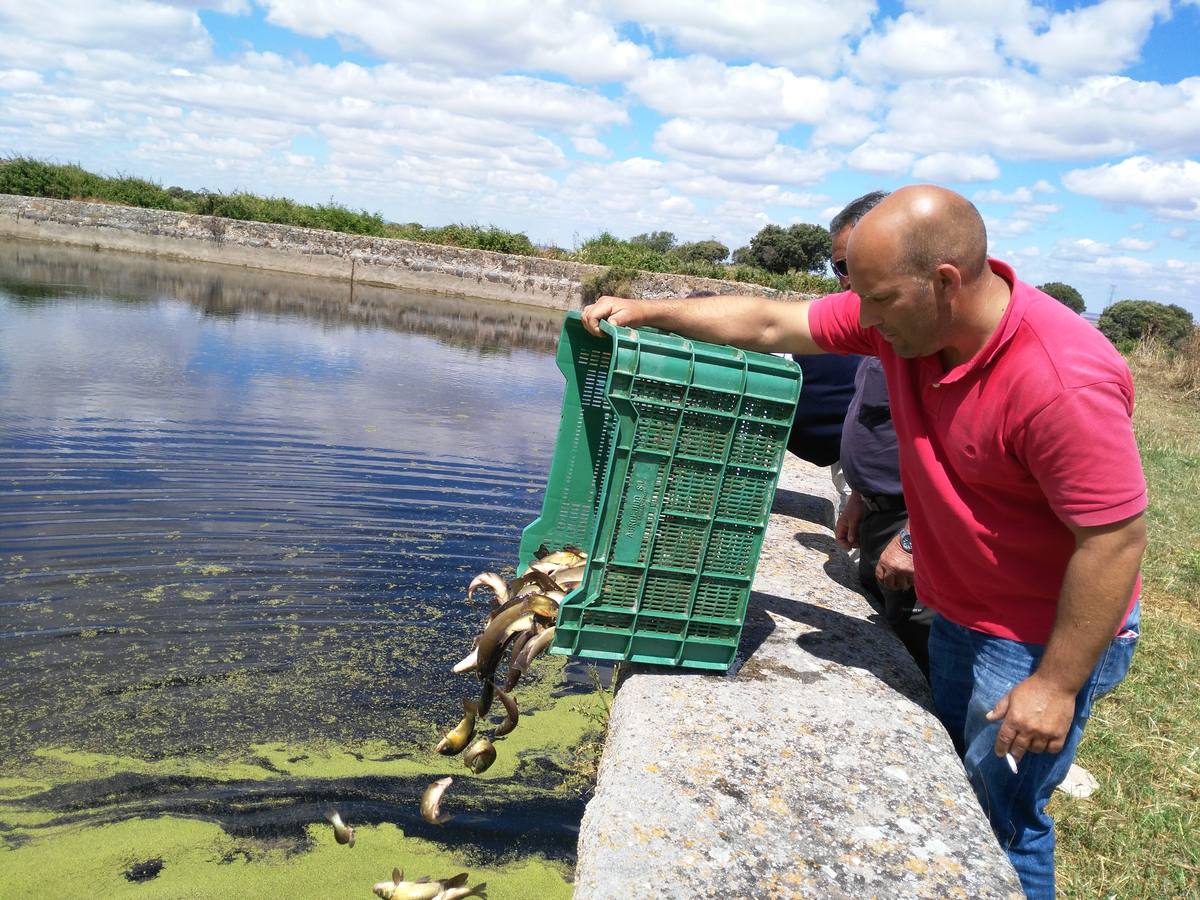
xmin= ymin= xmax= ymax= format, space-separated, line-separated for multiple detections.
xmin=852 ymin=185 xmax=989 ymax=284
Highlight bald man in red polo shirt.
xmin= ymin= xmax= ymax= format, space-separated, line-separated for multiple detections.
xmin=581 ymin=185 xmax=1146 ymax=899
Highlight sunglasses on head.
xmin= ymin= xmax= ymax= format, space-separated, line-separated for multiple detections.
xmin=832 ymin=258 xmax=849 ymax=278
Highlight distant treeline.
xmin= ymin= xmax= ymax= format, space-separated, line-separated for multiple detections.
xmin=0 ymin=157 xmax=839 ymax=295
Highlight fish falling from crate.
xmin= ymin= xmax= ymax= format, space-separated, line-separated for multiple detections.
xmin=429 ymin=545 xmax=585 ymax=779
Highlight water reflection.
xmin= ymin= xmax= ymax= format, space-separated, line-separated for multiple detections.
xmin=0 ymin=239 xmax=564 ymax=353
xmin=0 ymin=239 xmax=577 ymax=763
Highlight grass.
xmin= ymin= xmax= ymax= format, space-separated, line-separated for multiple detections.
xmin=1051 ymin=342 xmax=1200 ymax=898
xmin=0 ymin=156 xmax=836 ymax=295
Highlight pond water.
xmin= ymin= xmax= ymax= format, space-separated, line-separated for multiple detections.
xmin=0 ymin=241 xmax=600 ymax=898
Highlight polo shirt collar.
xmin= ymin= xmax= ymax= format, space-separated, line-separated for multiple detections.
xmin=933 ymin=258 xmax=1025 ymax=386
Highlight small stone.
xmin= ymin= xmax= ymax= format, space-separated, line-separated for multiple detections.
xmin=1056 ymin=763 xmax=1099 ymax=799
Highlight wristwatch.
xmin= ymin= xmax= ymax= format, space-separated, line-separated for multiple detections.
xmin=899 ymin=528 xmax=912 ymax=553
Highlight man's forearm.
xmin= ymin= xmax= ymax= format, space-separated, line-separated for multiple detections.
xmin=588 ymin=294 xmax=820 ymax=355
xmin=1036 ymin=516 xmax=1147 ymax=694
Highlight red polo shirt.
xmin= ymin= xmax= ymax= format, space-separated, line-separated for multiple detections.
xmin=809 ymin=260 xmax=1146 ymax=644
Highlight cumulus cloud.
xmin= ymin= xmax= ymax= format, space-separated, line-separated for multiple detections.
xmin=1007 ymin=0 xmax=1171 ymax=76
xmin=912 ymin=152 xmax=1000 ymax=183
xmin=257 ymin=0 xmax=649 ymax=82
xmin=627 ymin=56 xmax=873 ymax=126
xmin=847 ymin=136 xmax=915 ymax=175
xmin=975 ymin=186 xmax=1037 ymax=204
xmin=852 ymin=13 xmax=1006 ymax=80
xmin=572 ymin=136 xmax=610 ymax=158
xmin=606 ymin=0 xmax=874 ymax=74
xmin=1115 ymin=237 xmax=1155 ymax=251
xmin=0 ymin=68 xmax=43 ymax=90
xmin=654 ymin=118 xmax=780 ymax=161
xmin=1062 ymin=156 xmax=1200 ymax=220
xmin=877 ymin=75 xmax=1200 ymax=161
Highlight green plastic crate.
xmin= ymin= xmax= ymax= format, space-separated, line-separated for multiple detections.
xmin=519 ymin=310 xmax=802 ymax=671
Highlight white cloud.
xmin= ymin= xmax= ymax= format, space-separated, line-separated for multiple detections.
xmin=975 ymin=186 xmax=1035 ymax=203
xmin=627 ymin=56 xmax=873 ymax=126
xmin=877 ymin=75 xmax=1200 ymax=161
xmin=852 ymin=13 xmax=1005 ymax=79
xmin=654 ymin=118 xmax=779 ymax=161
xmin=1008 ymin=0 xmax=1171 ymax=76
xmin=1115 ymin=237 xmax=1155 ymax=251
xmin=0 ymin=1 xmax=212 ymax=65
xmin=986 ymin=216 xmax=1035 ymax=238
xmin=847 ymin=135 xmax=915 ymax=174
xmin=811 ymin=115 xmax=878 ymax=148
xmin=607 ymin=0 xmax=875 ymax=74
xmin=258 ymin=0 xmax=650 ymax=82
xmin=912 ymin=152 xmax=1000 ymax=182
xmin=0 ymin=68 xmax=43 ymax=90
xmin=1169 ymin=227 xmax=1189 ymax=240
xmin=1062 ymin=156 xmax=1200 ymax=220
xmin=572 ymin=136 xmax=610 ymax=158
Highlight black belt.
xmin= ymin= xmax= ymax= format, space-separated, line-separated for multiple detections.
xmin=861 ymin=493 xmax=906 ymax=513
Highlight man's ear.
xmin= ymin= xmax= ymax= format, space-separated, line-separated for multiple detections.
xmin=935 ymin=262 xmax=961 ymax=298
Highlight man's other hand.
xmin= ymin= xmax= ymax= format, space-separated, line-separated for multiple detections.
xmin=875 ymin=531 xmax=914 ymax=591
xmin=836 ymin=491 xmax=865 ymax=550
xmin=986 ymin=673 xmax=1077 ymax=762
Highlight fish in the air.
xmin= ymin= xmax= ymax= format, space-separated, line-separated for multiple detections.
xmin=325 ymin=808 xmax=355 ymax=847
xmin=493 ymin=687 xmax=519 ymax=737
xmin=435 ymin=700 xmax=478 ymax=756
xmin=420 ymin=776 xmax=454 ymax=826
xmin=462 ymin=736 xmax=497 ymax=774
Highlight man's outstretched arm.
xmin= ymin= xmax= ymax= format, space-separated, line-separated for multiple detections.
xmin=580 ymin=294 xmax=826 ymax=356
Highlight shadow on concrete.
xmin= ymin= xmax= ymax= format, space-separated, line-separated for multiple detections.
xmin=738 ymin=591 xmax=932 ymax=708
xmin=773 ymin=487 xmax=834 ymax=530
xmin=791 ymin=529 xmax=860 ymax=588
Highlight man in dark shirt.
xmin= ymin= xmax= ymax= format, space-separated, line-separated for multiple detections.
xmin=786 ymin=354 xmax=861 ymax=469
xmin=836 ymin=356 xmax=931 ymax=676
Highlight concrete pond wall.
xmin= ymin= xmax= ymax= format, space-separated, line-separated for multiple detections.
xmin=0 ymin=200 xmax=1022 ymax=896
xmin=573 ymin=456 xmax=1023 ymax=898
xmin=0 ymin=194 xmax=790 ymax=310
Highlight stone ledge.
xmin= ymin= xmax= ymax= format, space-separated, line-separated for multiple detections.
xmin=572 ymin=456 xmax=1023 ymax=899
xmin=0 ymin=195 xmax=811 ymax=310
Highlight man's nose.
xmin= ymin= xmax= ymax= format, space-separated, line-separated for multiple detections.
xmin=858 ymin=300 xmax=882 ymax=329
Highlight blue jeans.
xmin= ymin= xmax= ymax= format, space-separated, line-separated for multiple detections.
xmin=928 ymin=604 xmax=1140 ymax=899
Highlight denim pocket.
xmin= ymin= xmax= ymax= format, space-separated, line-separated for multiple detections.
xmin=1089 ymin=632 xmax=1139 ymax=704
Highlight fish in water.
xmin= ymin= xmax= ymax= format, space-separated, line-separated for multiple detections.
xmin=435 ymin=699 xmax=478 ymax=756
xmin=372 ymin=869 xmax=469 ymax=900
xmin=420 ymin=776 xmax=454 ymax=826
xmin=325 ymin=808 xmax=355 ymax=847
xmin=463 ymin=736 xmax=497 ymax=774
xmin=493 ymin=687 xmax=519 ymax=737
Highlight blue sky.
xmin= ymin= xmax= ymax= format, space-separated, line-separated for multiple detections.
xmin=1 ymin=0 xmax=1198 ymax=313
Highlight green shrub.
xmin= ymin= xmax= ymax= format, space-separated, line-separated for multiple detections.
xmin=1099 ymin=300 xmax=1195 ymax=349
xmin=743 ymin=222 xmax=832 ymax=274
xmin=628 ymin=230 xmax=677 ymax=253
xmin=580 ymin=266 xmax=638 ymax=306
xmin=675 ymin=239 xmax=729 ymax=265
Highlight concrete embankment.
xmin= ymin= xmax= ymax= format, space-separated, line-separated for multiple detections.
xmin=0 ymin=194 xmax=788 ymax=310
xmin=573 ymin=455 xmax=1024 ymax=899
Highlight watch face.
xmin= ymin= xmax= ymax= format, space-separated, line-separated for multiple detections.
xmin=899 ymin=530 xmax=912 ymax=552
